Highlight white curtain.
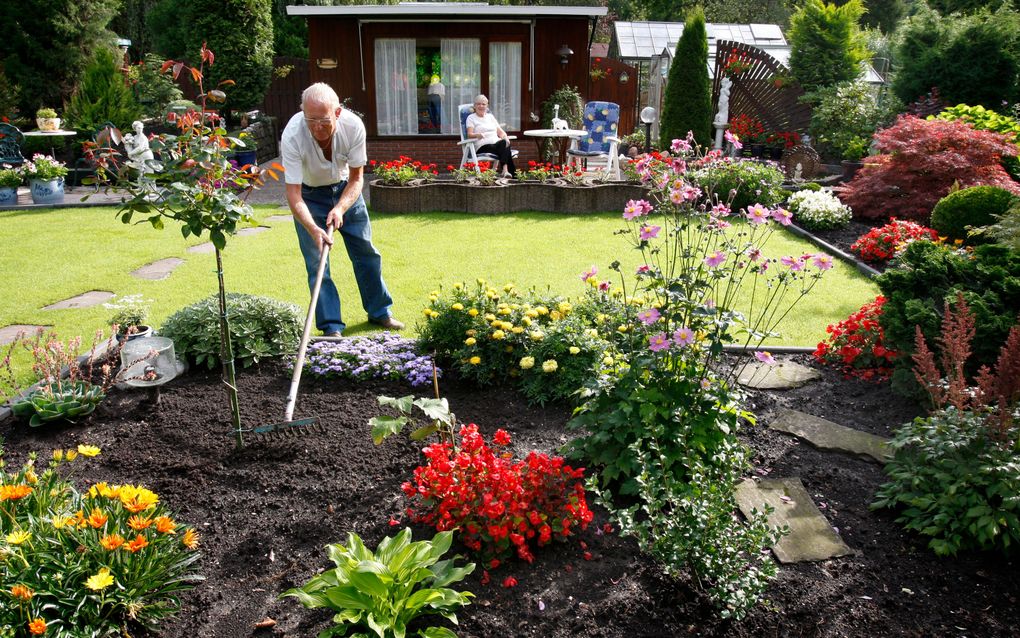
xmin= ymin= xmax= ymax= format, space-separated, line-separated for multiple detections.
xmin=374 ymin=39 xmax=417 ymax=136
xmin=489 ymin=42 xmax=521 ymax=131
xmin=441 ymin=39 xmax=480 ymax=135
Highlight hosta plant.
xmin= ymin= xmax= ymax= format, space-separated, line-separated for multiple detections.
xmin=0 ymin=443 xmax=203 ymax=637
xmin=281 ymin=528 xmax=474 ymax=638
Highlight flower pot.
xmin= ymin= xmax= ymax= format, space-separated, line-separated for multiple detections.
xmin=29 ymin=177 xmax=64 ymax=205
xmin=841 ymin=160 xmax=864 ymax=181
xmin=36 ymin=117 xmax=61 ymax=132
xmin=750 ymin=143 xmax=766 ymax=159
xmin=769 ymin=146 xmax=784 ymax=161
xmin=0 ymin=186 xmax=17 ymax=206
xmin=232 ymin=149 xmax=258 ymax=168
xmin=116 ymin=325 xmax=153 ymax=344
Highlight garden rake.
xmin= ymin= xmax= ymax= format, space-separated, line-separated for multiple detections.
xmin=253 ymin=222 xmax=335 ymax=438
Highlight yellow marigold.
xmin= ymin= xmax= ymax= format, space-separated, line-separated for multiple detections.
xmin=512 ymin=326 xmax=524 ymax=334
xmin=617 ymin=324 xmax=630 ymax=333
xmin=100 ymin=533 xmax=125 ymax=551
xmin=24 ymin=469 xmax=38 ymax=485
xmin=421 ymin=308 xmax=432 ymax=317
xmin=569 ymin=346 xmax=581 ymax=355
xmin=558 ymin=302 xmax=572 ymax=314
xmin=522 ymin=317 xmax=532 ymax=326
xmin=85 ymin=567 xmax=115 ymax=591
xmin=549 ymin=311 xmax=561 ymax=321
xmin=182 ymin=528 xmax=200 ymax=550
xmin=603 ymin=356 xmax=615 ymax=365
xmin=498 ymin=307 xmax=511 ymax=315
xmin=524 ymin=309 xmax=539 ymax=319
xmin=52 ymin=449 xmax=64 ymax=462
xmin=468 ymin=308 xmax=479 ymax=317
xmin=451 ymin=302 xmax=464 ymax=311
xmin=519 ymin=356 xmax=535 ymax=370
xmin=484 ymin=313 xmax=496 ymax=321
xmin=491 ymin=330 xmax=505 ymax=340
xmin=453 ymin=282 xmax=463 ymax=290
xmin=128 ymin=515 xmax=153 ymax=531
xmin=0 ymin=484 xmax=32 ymax=501
xmin=503 ymin=283 xmax=515 ymax=292
xmin=126 ymin=534 xmax=149 ymax=553
xmin=464 ymin=337 xmax=477 ymax=346
xmin=154 ymin=516 xmax=177 ymax=535
xmin=428 ymin=310 xmax=439 ymax=318
xmin=76 ymin=445 xmax=101 ymax=457
xmin=28 ymin=618 xmax=47 ymax=635
xmin=468 ymin=356 xmax=481 ymax=365
xmin=6 ymin=530 xmax=31 ymax=545
xmin=87 ymin=510 xmax=108 ymax=529
xmin=542 ymin=360 xmax=558 ymax=373
xmin=500 ymin=321 xmax=513 ymax=331
xmin=465 ymin=329 xmax=477 ymax=336
xmin=11 ymin=584 xmax=33 ymax=601
xmin=529 ymin=331 xmax=544 ymax=341
xmin=477 ymin=277 xmax=487 ymax=286
xmin=585 ymin=328 xmax=599 ymax=337
xmin=64 ymin=450 xmax=78 ymax=462
xmin=118 ymin=485 xmax=159 ymax=513
xmin=536 ymin=306 xmax=549 ymax=316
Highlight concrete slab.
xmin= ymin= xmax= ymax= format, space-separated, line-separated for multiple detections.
xmin=131 ymin=258 xmax=185 ymax=280
xmin=186 ymin=243 xmax=215 ymax=254
xmin=265 ymin=214 xmax=293 ymax=223
xmin=770 ymin=408 xmax=890 ymax=464
xmin=43 ymin=290 xmax=115 ymax=310
xmin=736 ymin=360 xmax=821 ymax=389
xmin=0 ymin=325 xmax=51 ymax=344
xmin=236 ymin=226 xmax=270 ymax=237
xmin=735 ymin=477 xmax=853 ymax=564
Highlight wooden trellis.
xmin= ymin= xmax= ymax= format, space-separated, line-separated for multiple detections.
xmin=711 ymin=40 xmax=812 ymax=135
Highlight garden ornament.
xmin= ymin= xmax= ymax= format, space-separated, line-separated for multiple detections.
xmin=551 ymin=104 xmax=568 ymax=131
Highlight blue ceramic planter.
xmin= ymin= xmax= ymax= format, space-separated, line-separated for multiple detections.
xmin=30 ymin=178 xmax=64 ymax=205
xmin=0 ymin=186 xmax=17 ymax=206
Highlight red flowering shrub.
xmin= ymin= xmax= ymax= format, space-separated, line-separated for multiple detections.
xmin=369 ymin=155 xmax=438 ymax=185
xmin=814 ymin=296 xmax=898 ymax=381
xmin=840 ymin=115 xmax=1020 ymax=222
xmin=850 ymin=218 xmax=939 ymax=263
xmin=403 ymin=424 xmax=593 ymax=564
xmin=729 ymin=114 xmax=765 ymax=143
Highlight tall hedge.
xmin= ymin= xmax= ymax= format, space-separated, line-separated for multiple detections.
xmin=659 ymin=7 xmax=712 ymax=149
xmin=788 ymin=0 xmax=869 ymax=96
xmin=64 ymin=48 xmax=142 ymax=133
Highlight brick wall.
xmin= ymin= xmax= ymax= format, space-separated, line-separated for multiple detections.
xmin=367 ymin=138 xmax=542 ymax=172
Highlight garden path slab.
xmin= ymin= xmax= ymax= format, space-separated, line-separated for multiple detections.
xmin=131 ymin=258 xmax=185 ymax=280
xmin=43 ymin=291 xmax=115 ymax=310
xmin=770 ymin=408 xmax=890 ymax=464
xmin=265 ymin=214 xmax=293 ymax=222
xmin=236 ymin=226 xmax=270 ymax=237
xmin=186 ymin=243 xmax=215 ymax=254
xmin=735 ymin=477 xmax=853 ymax=564
xmin=736 ymin=360 xmax=821 ymax=389
xmin=0 ymin=325 xmax=51 ymax=344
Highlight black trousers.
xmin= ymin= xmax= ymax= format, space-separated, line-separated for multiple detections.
xmin=476 ymin=139 xmax=516 ymax=176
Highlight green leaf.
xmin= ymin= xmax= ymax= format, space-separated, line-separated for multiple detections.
xmin=211 ymin=229 xmax=226 ymax=251
xmin=410 ymin=424 xmax=438 ymax=441
xmin=349 ymin=564 xmax=390 ymax=599
xmin=414 ymin=398 xmax=453 ymax=425
xmin=370 ymin=416 xmax=408 ymax=445
xmin=378 ymin=394 xmax=415 ymax=413
xmin=420 ymin=627 xmax=459 ymax=638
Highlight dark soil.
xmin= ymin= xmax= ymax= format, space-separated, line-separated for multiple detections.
xmin=2 ymin=355 xmax=1019 ymax=638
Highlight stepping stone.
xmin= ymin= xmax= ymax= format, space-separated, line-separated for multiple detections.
xmin=265 ymin=214 xmax=293 ymax=222
xmin=236 ymin=226 xmax=270 ymax=237
xmin=0 ymin=324 xmax=51 ymax=344
xmin=735 ymin=477 xmax=853 ymax=564
xmin=131 ymin=257 xmax=185 ymax=280
xmin=770 ymin=408 xmax=890 ymax=464
xmin=736 ymin=360 xmax=821 ymax=389
xmin=43 ymin=290 xmax=115 ymax=310
xmin=187 ymin=242 xmax=215 ymax=254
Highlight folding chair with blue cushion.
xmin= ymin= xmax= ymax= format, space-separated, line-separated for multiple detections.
xmin=457 ymin=103 xmax=518 ymax=174
xmin=566 ymin=101 xmax=621 ymax=179
xmin=0 ymin=123 xmax=26 ymax=168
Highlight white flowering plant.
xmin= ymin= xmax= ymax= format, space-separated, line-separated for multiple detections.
xmin=787 ymin=189 xmax=853 ymax=231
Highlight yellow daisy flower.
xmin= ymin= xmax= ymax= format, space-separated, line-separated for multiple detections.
xmin=85 ymin=567 xmax=115 ymax=591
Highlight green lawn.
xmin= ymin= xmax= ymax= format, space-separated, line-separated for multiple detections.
xmin=0 ymin=205 xmax=878 ymax=384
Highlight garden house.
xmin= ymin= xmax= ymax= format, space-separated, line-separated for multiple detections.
xmin=287 ymin=2 xmax=608 ymax=167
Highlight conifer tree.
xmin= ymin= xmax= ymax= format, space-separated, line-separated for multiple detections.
xmin=64 ymin=48 xmax=142 ymax=133
xmin=659 ymin=7 xmax=712 ymax=149
xmin=788 ymin=0 xmax=869 ymax=96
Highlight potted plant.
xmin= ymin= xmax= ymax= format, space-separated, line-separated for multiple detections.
xmin=104 ymin=294 xmax=153 ymax=342
xmin=22 ymin=153 xmax=68 ymax=204
xmin=840 ymin=135 xmax=870 ymax=180
xmin=232 ymin=131 xmax=259 ymax=168
xmin=36 ymin=107 xmax=61 ymax=131
xmin=0 ymin=163 xmax=22 ymax=205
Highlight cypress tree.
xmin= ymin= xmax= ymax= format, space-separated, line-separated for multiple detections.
xmin=659 ymin=7 xmax=713 ymax=149
xmin=63 ymin=48 xmax=142 ymax=132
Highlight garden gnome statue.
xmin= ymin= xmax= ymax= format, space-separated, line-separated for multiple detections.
xmin=551 ymin=104 xmax=568 ymax=131
xmin=713 ymin=77 xmax=732 ymax=151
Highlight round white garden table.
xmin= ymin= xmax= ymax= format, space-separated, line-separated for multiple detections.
xmin=23 ymin=129 xmax=78 ymax=160
xmin=523 ymin=128 xmax=588 ymax=165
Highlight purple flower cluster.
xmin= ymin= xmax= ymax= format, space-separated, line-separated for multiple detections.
xmin=297 ymin=332 xmax=438 ymax=386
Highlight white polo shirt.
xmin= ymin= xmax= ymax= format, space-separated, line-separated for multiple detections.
xmin=281 ymin=108 xmax=368 ymax=187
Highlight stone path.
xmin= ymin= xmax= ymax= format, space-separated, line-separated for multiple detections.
xmin=0 ymin=324 xmax=51 ymax=344
xmin=736 ymin=360 xmax=821 ymax=389
xmin=735 ymin=478 xmax=853 ymax=563
xmin=43 ymin=290 xmax=115 ymax=310
xmin=131 ymin=258 xmax=185 ymax=280
xmin=770 ymin=408 xmax=890 ymax=464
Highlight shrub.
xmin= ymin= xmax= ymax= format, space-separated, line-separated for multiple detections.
xmin=930 ymin=185 xmax=1020 ymax=244
xmin=788 ymin=189 xmax=852 ymax=230
xmin=689 ymin=158 xmax=786 ymax=212
xmin=850 ymin=219 xmax=939 ymax=263
xmin=840 ymin=115 xmax=1020 ymax=222
xmin=933 ymin=103 xmax=1020 ymax=180
xmin=297 ymin=332 xmax=438 ymax=387
xmin=0 ymin=165 xmax=22 ymax=188
xmin=659 ymin=6 xmax=712 ymax=148
xmin=369 ymin=156 xmax=438 ymax=185
xmin=64 ymin=47 xmax=142 ymax=132
xmin=809 ymin=79 xmax=900 ymax=161
xmin=126 ymin=53 xmax=184 ymax=120
xmin=0 ymin=444 xmax=202 ymax=636
xmin=402 ymin=424 xmax=593 ymax=564
xmin=787 ymin=0 xmax=869 ymax=95
xmin=977 ymin=199 xmax=1020 ymax=250
xmin=159 ymin=293 xmax=302 ymax=369
xmin=813 ymin=296 xmax=898 ymax=381
xmin=876 ymin=241 xmax=1020 ymax=394
xmin=282 ymin=528 xmax=473 ymax=638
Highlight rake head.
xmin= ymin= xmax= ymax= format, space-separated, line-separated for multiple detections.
xmin=248 ymin=416 xmax=323 ymax=440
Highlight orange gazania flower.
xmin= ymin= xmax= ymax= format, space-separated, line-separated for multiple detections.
xmin=118 ymin=485 xmax=159 ymax=513
xmin=0 ymin=484 xmax=33 ymax=501
xmin=154 ymin=516 xmax=177 ymax=535
xmin=28 ymin=618 xmax=46 ymax=635
xmin=11 ymin=584 xmax=33 ymax=601
xmin=100 ymin=533 xmax=125 ymax=551
xmin=127 ymin=515 xmax=152 ymax=531
xmin=88 ymin=482 xmax=118 ymax=499
xmin=87 ymin=510 xmax=108 ymax=529
xmin=126 ymin=534 xmax=149 ymax=553
xmin=182 ymin=528 xmax=200 ymax=550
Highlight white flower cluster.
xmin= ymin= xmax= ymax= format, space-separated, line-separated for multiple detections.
xmin=788 ymin=189 xmax=852 ymax=231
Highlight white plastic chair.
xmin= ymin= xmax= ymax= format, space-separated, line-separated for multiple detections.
xmin=457 ymin=103 xmax=518 ymax=174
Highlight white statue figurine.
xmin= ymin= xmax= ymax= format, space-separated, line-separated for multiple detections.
xmin=123 ymin=120 xmax=154 ymax=169
xmin=551 ymin=104 xmax=568 ymax=131
xmin=713 ymin=77 xmax=732 ymax=127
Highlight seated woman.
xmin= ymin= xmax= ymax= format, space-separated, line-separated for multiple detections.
xmin=465 ymin=94 xmax=516 ymax=178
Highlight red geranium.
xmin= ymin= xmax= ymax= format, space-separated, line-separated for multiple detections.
xmin=813 ymin=296 xmax=898 ymax=381
xmin=850 ymin=218 xmax=939 ymax=264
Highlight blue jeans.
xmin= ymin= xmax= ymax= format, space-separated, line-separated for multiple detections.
xmin=295 ymin=183 xmax=393 ymax=334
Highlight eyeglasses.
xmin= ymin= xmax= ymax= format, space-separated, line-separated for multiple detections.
xmin=304 ymin=116 xmax=334 ymax=127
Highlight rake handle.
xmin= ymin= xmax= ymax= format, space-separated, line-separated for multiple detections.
xmin=285 ymin=222 xmax=334 ymax=422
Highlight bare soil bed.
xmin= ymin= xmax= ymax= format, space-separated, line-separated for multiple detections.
xmin=2 ymin=354 xmax=1018 ymax=638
